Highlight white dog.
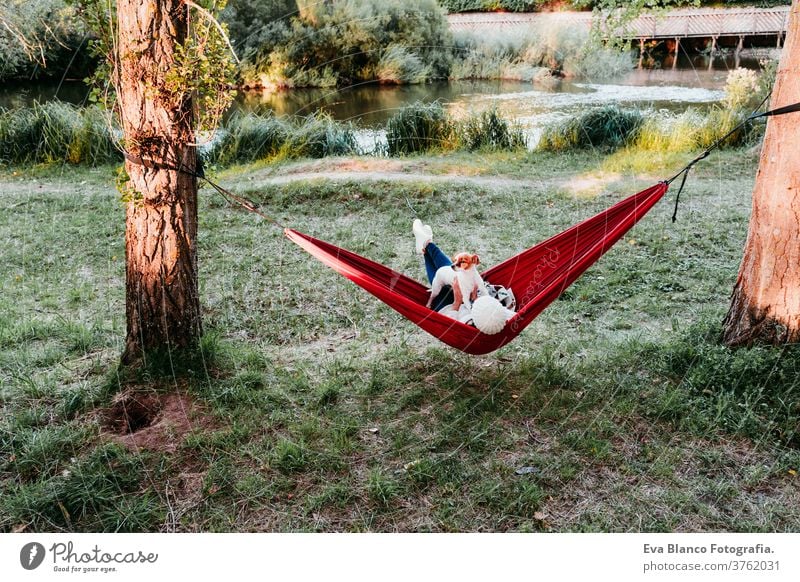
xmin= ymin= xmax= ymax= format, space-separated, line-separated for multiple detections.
xmin=427 ymin=252 xmax=485 ymax=310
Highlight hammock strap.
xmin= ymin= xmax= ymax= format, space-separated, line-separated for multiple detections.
xmin=665 ymin=96 xmax=800 ymax=222
xmin=122 ymin=151 xmax=287 ymax=229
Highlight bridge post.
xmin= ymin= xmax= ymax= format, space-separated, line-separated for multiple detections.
xmin=638 ymin=38 xmax=645 ymax=69
xmin=673 ymin=37 xmax=680 ymax=69
xmin=707 ymin=36 xmax=718 ymax=71
xmin=735 ymin=35 xmax=744 ymax=67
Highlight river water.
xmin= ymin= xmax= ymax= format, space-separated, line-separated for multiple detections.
xmin=0 ymin=53 xmax=769 ymax=151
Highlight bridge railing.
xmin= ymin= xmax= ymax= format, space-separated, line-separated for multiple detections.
xmin=447 ymin=7 xmax=790 ymax=39
xmin=626 ymin=8 xmax=789 ymax=39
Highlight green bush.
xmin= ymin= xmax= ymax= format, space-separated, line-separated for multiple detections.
xmin=0 ymin=0 xmax=95 ymax=82
xmin=439 ymin=0 xmax=551 ymax=11
xmin=451 ymin=25 xmax=632 ymax=81
xmin=240 ymin=0 xmax=452 ymax=88
xmin=386 ymin=101 xmax=453 ymax=155
xmin=0 ymin=102 xmax=120 ymax=166
xmin=222 ymin=0 xmax=299 ymax=61
xmin=538 ymin=105 xmax=644 ymax=151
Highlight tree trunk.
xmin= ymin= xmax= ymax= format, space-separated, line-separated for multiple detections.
xmin=117 ymin=0 xmax=201 ymax=364
xmin=722 ymin=1 xmax=800 ymax=346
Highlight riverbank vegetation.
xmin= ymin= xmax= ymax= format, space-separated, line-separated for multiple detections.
xmin=0 ymin=102 xmax=528 ymax=167
xmin=234 ymin=0 xmax=454 ymax=89
xmin=2 ymin=0 xmax=635 ymax=88
xmin=232 ymin=0 xmax=637 ymax=88
xmin=2 ymin=65 xmax=772 ymax=170
xmin=538 ymin=66 xmax=770 ymax=153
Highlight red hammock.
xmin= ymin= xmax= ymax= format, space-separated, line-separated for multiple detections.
xmin=285 ymin=182 xmax=669 ymax=355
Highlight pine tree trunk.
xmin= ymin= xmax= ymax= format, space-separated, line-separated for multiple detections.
xmin=722 ymin=1 xmax=800 ymax=346
xmin=117 ymin=0 xmax=201 ymax=364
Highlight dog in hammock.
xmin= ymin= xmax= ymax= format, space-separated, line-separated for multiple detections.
xmin=426 ymin=252 xmax=485 ymax=310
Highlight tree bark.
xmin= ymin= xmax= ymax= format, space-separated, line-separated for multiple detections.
xmin=117 ymin=0 xmax=201 ymax=364
xmin=722 ymin=0 xmax=800 ymax=346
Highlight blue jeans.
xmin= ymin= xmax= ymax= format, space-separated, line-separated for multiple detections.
xmin=424 ymin=242 xmax=454 ymax=311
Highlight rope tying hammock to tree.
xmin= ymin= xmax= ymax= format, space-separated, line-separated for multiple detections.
xmin=124 ymin=99 xmax=800 ymax=354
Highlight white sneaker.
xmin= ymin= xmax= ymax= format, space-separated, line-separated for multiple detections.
xmin=413 ymin=219 xmax=433 ymax=255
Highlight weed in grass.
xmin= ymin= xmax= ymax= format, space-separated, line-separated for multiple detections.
xmin=306 ymin=481 xmax=356 ymax=512
xmin=60 ymin=384 xmax=91 ymax=420
xmin=474 ymin=474 xmax=546 ymax=521
xmin=328 ymin=420 xmax=360 ymax=455
xmin=405 ymin=457 xmax=437 ymax=489
xmin=315 ymin=384 xmax=340 ymax=409
xmin=561 ymin=429 xmax=613 ymax=462
xmin=202 ymin=455 xmax=237 ymax=498
xmin=365 ymin=365 xmax=392 ymax=395
xmin=368 ymin=468 xmax=403 ymax=507
xmin=271 ymin=438 xmax=309 ymax=473
xmin=2 ymin=422 xmax=93 ymax=481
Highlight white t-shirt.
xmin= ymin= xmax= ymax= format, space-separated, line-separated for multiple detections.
xmin=438 ymin=303 xmax=474 ymax=325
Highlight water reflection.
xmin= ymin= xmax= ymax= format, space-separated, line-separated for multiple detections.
xmin=234 ymin=55 xmax=764 ymax=130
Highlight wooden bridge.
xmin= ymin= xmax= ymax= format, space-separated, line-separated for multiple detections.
xmin=448 ymin=6 xmax=790 ymax=51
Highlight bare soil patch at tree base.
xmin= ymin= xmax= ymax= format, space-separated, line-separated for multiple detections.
xmin=102 ymin=389 xmax=214 ymax=453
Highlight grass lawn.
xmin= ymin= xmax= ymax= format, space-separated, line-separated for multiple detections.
xmin=1 ymin=148 xmax=798 ymax=532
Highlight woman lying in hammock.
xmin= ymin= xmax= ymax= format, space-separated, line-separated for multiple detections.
xmin=413 ymin=219 xmax=515 ymax=327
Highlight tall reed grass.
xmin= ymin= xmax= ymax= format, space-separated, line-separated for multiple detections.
xmin=386 ymin=102 xmax=526 ymax=155
xmin=459 ymin=109 xmax=526 ymax=151
xmin=538 ymin=105 xmax=644 ymax=152
xmin=451 ymin=25 xmax=633 ymax=82
xmin=0 ymin=102 xmax=120 ymax=166
xmin=633 ymin=108 xmax=755 ymax=153
xmin=376 ymin=46 xmax=432 ymax=85
xmin=209 ymin=111 xmax=290 ymax=165
xmin=207 ymin=111 xmax=358 ymax=164
xmin=386 ymin=102 xmax=454 ymax=155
